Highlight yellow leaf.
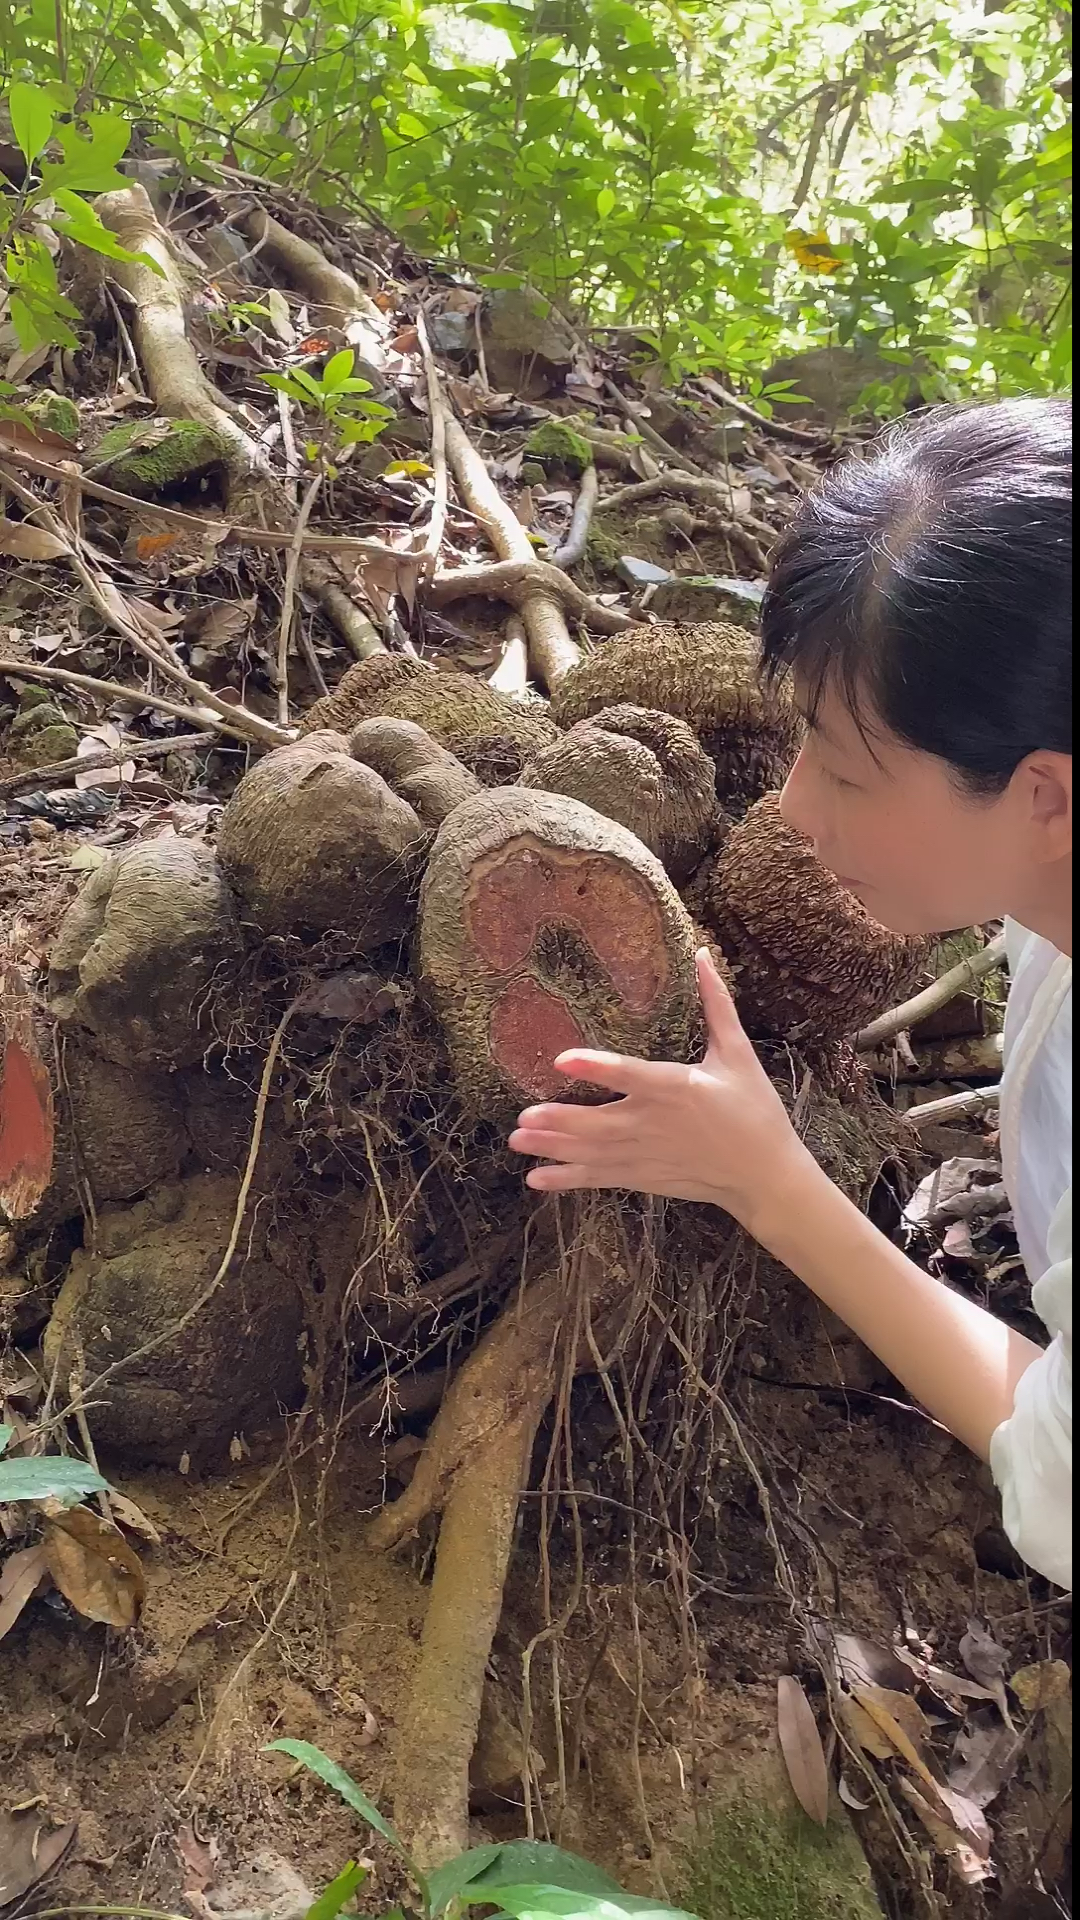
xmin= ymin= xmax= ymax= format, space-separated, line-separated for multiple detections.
xmin=1009 ymin=1659 xmax=1071 ymax=1713
xmin=785 ymin=228 xmax=843 ymax=274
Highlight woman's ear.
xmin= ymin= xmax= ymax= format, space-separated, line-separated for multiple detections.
xmin=1018 ymin=751 xmax=1073 ymax=862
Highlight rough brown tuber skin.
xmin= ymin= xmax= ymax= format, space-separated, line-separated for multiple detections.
xmin=522 ymin=702 xmax=718 ymax=882
xmin=708 ymin=792 xmax=933 ymax=1042
xmin=44 ymin=1175 xmax=306 ymax=1462
xmin=349 ymin=717 xmax=482 ymax=827
xmin=551 ymin=621 xmax=800 ymax=811
xmin=301 ymin=651 xmax=557 ymax=776
xmin=49 ymin=839 xmax=243 ymax=1071
xmin=216 ymin=735 xmax=427 ymax=944
xmin=419 ymin=786 xmax=704 ymax=1116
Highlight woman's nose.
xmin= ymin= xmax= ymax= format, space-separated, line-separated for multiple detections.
xmin=777 ymin=746 xmax=819 ymax=843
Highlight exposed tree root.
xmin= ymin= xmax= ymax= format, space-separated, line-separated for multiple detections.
xmin=370 ymin=1211 xmax=636 ymax=1862
xmin=429 ymin=555 xmax=633 ymax=639
xmin=488 ymin=613 xmax=530 ymax=698
xmin=302 ymin=560 xmax=387 ymax=661
xmin=443 ymin=419 xmax=584 ymax=689
xmin=551 ymin=464 xmax=600 ymax=570
xmin=237 ymin=205 xmax=388 ymax=386
xmin=95 ymin=186 xmax=275 ymax=524
xmin=604 ymin=378 xmax=706 ymax=475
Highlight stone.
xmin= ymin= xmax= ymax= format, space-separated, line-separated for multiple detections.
xmin=427 ymin=308 xmax=474 ymax=355
xmin=649 ymin=575 xmax=765 ymax=629
xmin=697 ymin=416 xmax=750 ymax=464
xmin=10 ymin=700 xmax=67 ymax=736
xmin=91 ymin=417 xmax=232 ymax=498
xmin=761 ymin=346 xmax=924 ymax=428
xmin=11 ymin=723 xmax=79 ymax=768
xmin=616 ymin=555 xmax=672 ymax=589
xmin=481 ymin=287 xmax=577 ymax=399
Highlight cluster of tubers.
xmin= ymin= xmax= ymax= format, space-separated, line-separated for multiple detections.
xmin=1 ymin=622 xmax=933 ymax=1454
xmin=1 ymin=616 xmax=937 ymax=1864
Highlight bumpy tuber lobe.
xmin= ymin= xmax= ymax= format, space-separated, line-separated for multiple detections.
xmin=216 ymin=735 xmax=426 ymax=945
xmin=708 ymin=793 xmax=932 ymax=1041
xmin=301 ymin=652 xmax=557 ymax=782
xmin=522 ymin=703 xmax=718 ymax=882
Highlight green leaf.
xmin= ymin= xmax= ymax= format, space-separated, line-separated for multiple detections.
xmin=305 ymin=1861 xmax=367 ymax=1920
xmin=0 ymin=1424 xmax=14 ymax=1456
xmin=596 ymin=187 xmax=616 ymax=218
xmin=0 ymin=1456 xmax=109 ymax=1503
xmin=50 ymin=190 xmax=165 ymax=275
xmin=39 ymin=113 xmax=133 ymax=196
xmin=9 ymin=82 xmax=55 ymax=165
xmin=265 ymin=1741 xmax=402 ymax=1854
xmin=479 ymin=1888 xmax=699 ymax=1920
xmin=466 ymin=1846 xmax=627 ymax=1903
xmin=321 ymin=348 xmax=355 ymax=391
xmin=426 ymin=1844 xmax=505 ymax=1916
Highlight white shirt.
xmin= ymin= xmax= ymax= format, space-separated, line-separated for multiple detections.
xmin=989 ymin=922 xmax=1072 ymax=1589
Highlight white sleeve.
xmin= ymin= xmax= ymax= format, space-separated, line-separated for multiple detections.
xmin=989 ymin=1188 xmax=1073 ymax=1590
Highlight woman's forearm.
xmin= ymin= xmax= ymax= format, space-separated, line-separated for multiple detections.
xmin=752 ymin=1151 xmax=1044 ymax=1460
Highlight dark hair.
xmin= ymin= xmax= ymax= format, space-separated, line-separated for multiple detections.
xmin=760 ymin=397 xmax=1072 ymax=793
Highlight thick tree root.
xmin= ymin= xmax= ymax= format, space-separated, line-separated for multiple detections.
xmin=238 ymin=206 xmax=388 ymax=386
xmin=370 ymin=1217 xmax=635 ymax=1862
xmin=443 ymin=419 xmax=584 ymax=689
xmin=429 ymin=557 xmax=633 ymax=638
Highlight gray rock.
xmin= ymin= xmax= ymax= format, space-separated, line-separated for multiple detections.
xmin=697 ymin=415 xmax=750 ymax=464
xmin=616 ymin=555 xmax=671 ymax=589
xmin=481 ymin=287 xmax=577 ymax=398
xmin=427 ymin=308 xmax=474 ymax=355
xmin=761 ymin=345 xmax=926 ymax=427
xmin=649 ymin=574 xmax=765 ymax=628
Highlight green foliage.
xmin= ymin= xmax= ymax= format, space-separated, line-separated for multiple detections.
xmin=0 ymin=83 xmax=163 ymax=355
xmin=269 ymin=1740 xmax=699 ymax=1920
xmin=260 ymin=351 xmax=395 ymax=468
xmin=0 ymin=1426 xmax=110 ymax=1504
xmin=0 ymin=2 xmax=1070 ymax=394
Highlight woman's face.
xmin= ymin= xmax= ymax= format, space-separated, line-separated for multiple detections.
xmin=779 ymin=680 xmax=1072 ymax=937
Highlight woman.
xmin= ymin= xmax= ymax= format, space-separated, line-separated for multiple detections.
xmin=509 ymin=398 xmax=1072 ymax=1590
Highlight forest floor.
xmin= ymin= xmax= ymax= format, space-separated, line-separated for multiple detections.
xmin=0 ymin=153 xmax=1071 ymax=1920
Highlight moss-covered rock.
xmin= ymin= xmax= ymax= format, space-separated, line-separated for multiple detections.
xmin=682 ymin=1792 xmax=884 ymax=1920
xmin=11 ymin=723 xmax=79 ymax=768
xmin=92 ymin=417 xmax=232 ymax=497
xmin=10 ymin=700 xmax=68 ymax=736
xmin=26 ymin=390 xmax=80 ymax=439
xmin=525 ymin=420 xmax=594 ymax=480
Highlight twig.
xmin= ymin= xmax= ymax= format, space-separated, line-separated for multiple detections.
xmin=442 ymin=417 xmax=583 ymax=688
xmin=488 ymin=613 xmax=530 ymax=699
xmin=0 ymin=731 xmax=217 ymax=799
xmin=302 ymin=560 xmax=386 ymax=661
xmin=856 ymin=934 xmax=1008 ymax=1052
xmin=0 ymin=658 xmax=272 ymax=747
xmin=596 ymin=470 xmax=746 ymax=516
xmin=0 ymin=464 xmax=286 ymax=748
xmin=276 ymin=389 xmax=301 ymax=499
xmin=429 ymin=555 xmax=633 ymax=635
xmin=276 ymin=473 xmax=322 ymax=725
xmin=0 ymin=444 xmax=418 ymax=563
xmin=697 ymin=374 xmax=824 ymax=447
xmin=182 ymin=1570 xmax=299 ymax=1796
xmin=416 ymin=309 xmax=450 ymax=580
xmin=551 ymin=464 xmax=600 ymax=570
xmin=603 ymin=379 xmax=705 ymax=475
xmin=903 ymin=1085 xmax=1002 ymax=1130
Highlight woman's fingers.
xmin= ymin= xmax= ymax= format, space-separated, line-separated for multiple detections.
xmin=696 ymin=948 xmax=744 ymax=1050
xmin=525 ymin=1162 xmax=609 ymax=1193
xmin=551 ymin=1049 xmax=660 ymax=1095
xmin=508 ymin=1127 xmax=589 ymax=1160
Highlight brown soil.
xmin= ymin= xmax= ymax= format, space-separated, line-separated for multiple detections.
xmin=2 ymin=1264 xmax=1067 ymax=1914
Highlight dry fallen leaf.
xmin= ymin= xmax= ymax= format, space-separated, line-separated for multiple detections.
xmin=43 ymin=1502 xmax=146 ymax=1629
xmin=1009 ymin=1659 xmax=1071 ymax=1713
xmin=108 ymin=1491 xmax=164 ymax=1546
xmin=0 ymin=518 xmax=71 ymax=561
xmin=777 ymin=1675 xmax=830 ymax=1826
xmin=829 ymin=1629 xmax=916 ymax=1695
xmin=0 ymin=1807 xmax=78 ymax=1905
xmin=897 ymin=1778 xmax=993 ymax=1884
xmin=177 ymin=1819 xmax=219 ymax=1894
xmin=949 ymin=1720 xmax=1025 ymax=1809
xmin=76 ymin=724 xmax=136 ymax=791
xmin=0 ymin=1542 xmax=51 ymax=1644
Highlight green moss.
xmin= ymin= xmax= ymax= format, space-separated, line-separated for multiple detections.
xmin=27 ymin=391 xmax=80 ymax=438
xmin=93 ymin=418 xmax=232 ymax=497
xmin=584 ymin=522 xmax=623 ymax=572
xmin=12 ymin=723 xmax=79 ymax=768
xmin=525 ymin=420 xmax=594 ymax=478
xmin=11 ymin=700 xmax=67 ymax=736
xmin=681 ymin=1797 xmax=883 ymax=1920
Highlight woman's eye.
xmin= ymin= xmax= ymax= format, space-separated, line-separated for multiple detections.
xmin=827 ymin=770 xmax=859 ymax=792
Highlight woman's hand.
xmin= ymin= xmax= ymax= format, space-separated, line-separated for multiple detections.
xmin=508 ymin=949 xmax=815 ymax=1230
